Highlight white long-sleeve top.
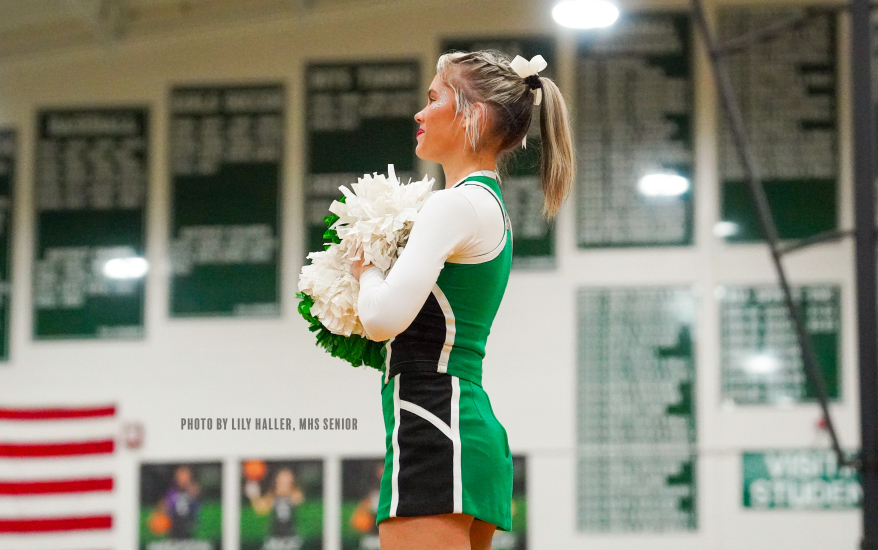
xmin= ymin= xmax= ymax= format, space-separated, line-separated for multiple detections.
xmin=357 ymin=170 xmax=507 ymax=342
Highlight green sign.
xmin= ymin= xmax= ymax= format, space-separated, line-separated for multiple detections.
xmin=305 ymin=61 xmax=419 ymax=257
xmin=718 ymin=8 xmax=837 ymax=242
xmin=577 ymin=287 xmax=697 ymax=531
xmin=720 ymin=285 xmax=840 ymax=405
xmin=169 ymin=85 xmax=283 ymax=317
xmin=34 ymin=108 xmax=148 ymax=339
xmin=0 ymin=130 xmax=13 ymax=360
xmin=441 ymin=36 xmax=557 ymax=269
xmin=743 ymin=450 xmax=861 ymax=509
xmin=575 ymin=13 xmax=694 ymax=247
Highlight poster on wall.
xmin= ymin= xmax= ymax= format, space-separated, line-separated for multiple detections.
xmin=575 ymin=13 xmax=695 ymax=248
xmin=718 ymin=7 xmax=838 ymax=242
xmin=720 ymin=285 xmax=841 ymax=405
xmin=440 ymin=36 xmax=557 ymax=269
xmin=169 ymin=84 xmax=283 ymax=317
xmin=340 ymin=458 xmax=383 ymax=550
xmin=743 ymin=449 xmax=861 ymax=509
xmin=139 ymin=462 xmax=223 ymax=550
xmin=304 ymin=61 xmax=420 ymax=257
xmin=240 ymin=458 xmax=324 ymax=550
xmin=576 ymin=287 xmax=698 ymax=531
xmin=493 ymin=454 xmax=527 ymax=550
xmin=33 ymin=108 xmax=148 ymax=339
xmin=0 ymin=129 xmax=14 ymax=360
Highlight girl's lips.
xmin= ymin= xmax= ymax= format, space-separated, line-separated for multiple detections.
xmin=416 ymin=129 xmax=425 ymax=136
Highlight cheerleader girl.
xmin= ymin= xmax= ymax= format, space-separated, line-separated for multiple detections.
xmin=352 ymin=50 xmax=574 ymax=550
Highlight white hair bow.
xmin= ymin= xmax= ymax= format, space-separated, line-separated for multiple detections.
xmin=510 ymin=54 xmax=548 ymax=106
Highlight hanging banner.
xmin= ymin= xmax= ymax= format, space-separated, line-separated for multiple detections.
xmin=718 ymin=7 xmax=838 ymax=242
xmin=169 ymin=84 xmax=283 ymax=317
xmin=577 ymin=287 xmax=698 ymax=531
xmin=33 ymin=108 xmax=148 ymax=339
xmin=441 ymin=36 xmax=557 ymax=269
xmin=576 ymin=13 xmax=695 ymax=247
xmin=720 ymin=285 xmax=841 ymax=405
xmin=0 ymin=129 xmax=14 ymax=359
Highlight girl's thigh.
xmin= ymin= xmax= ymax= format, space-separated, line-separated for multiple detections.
xmin=378 ymin=513 xmax=473 ymax=550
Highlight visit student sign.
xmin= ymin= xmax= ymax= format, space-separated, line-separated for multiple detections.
xmin=742 ymin=449 xmax=861 ymax=509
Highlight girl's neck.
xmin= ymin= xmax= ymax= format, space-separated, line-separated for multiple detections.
xmin=442 ymin=153 xmax=497 ymax=189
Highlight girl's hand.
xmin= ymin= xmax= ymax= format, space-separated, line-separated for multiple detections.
xmin=350 ymin=257 xmax=374 ymax=281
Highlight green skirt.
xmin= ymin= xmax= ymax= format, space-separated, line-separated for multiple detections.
xmin=375 ymin=371 xmax=513 ymax=531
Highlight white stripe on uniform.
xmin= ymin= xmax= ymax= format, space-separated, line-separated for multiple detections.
xmin=431 ymin=285 xmax=456 ymax=373
xmin=389 ymin=374 xmax=401 ymax=517
xmin=451 ymin=376 xmax=462 ymax=513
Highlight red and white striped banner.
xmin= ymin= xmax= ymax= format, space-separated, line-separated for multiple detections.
xmin=0 ymin=404 xmax=117 ymax=550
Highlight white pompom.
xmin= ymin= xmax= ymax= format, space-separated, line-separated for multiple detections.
xmin=298 ymin=165 xmax=435 ymax=338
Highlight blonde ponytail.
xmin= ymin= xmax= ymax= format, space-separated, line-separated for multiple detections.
xmin=536 ymin=78 xmax=574 ymax=219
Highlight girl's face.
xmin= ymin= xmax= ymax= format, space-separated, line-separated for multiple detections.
xmin=414 ymin=74 xmax=465 ymax=163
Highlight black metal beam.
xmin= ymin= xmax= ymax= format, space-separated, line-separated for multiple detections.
xmin=851 ymin=0 xmax=878 ymax=547
xmin=777 ymin=229 xmax=854 ymax=256
xmin=689 ymin=0 xmax=848 ymax=469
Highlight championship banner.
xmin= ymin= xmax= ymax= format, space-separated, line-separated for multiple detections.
xmin=0 ymin=129 xmax=13 ymax=359
xmin=139 ymin=462 xmax=223 ymax=550
xmin=34 ymin=108 xmax=148 ymax=339
xmin=240 ymin=458 xmax=324 ymax=550
xmin=169 ymin=84 xmax=283 ymax=317
xmin=743 ymin=450 xmax=861 ymax=510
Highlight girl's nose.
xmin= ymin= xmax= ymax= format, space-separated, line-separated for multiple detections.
xmin=414 ymin=109 xmax=425 ymax=123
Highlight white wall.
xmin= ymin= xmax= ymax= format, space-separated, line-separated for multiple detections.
xmin=0 ymin=0 xmax=862 ymax=548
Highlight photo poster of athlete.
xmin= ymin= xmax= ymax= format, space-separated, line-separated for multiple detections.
xmin=139 ymin=462 xmax=223 ymax=550
xmin=492 ymin=454 xmax=527 ymax=550
xmin=240 ymin=458 xmax=324 ymax=550
xmin=340 ymin=458 xmax=383 ymax=550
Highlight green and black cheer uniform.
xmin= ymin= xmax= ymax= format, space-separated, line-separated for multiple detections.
xmin=357 ymin=170 xmax=514 ymax=531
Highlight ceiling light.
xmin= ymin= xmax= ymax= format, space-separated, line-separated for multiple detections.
xmin=104 ymin=257 xmax=148 ymax=279
xmin=637 ymin=173 xmax=690 ymax=197
xmin=552 ymin=0 xmax=620 ymax=29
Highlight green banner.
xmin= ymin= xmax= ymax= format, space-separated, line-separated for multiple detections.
xmin=575 ymin=13 xmax=694 ymax=247
xmin=441 ymin=36 xmax=557 ymax=269
xmin=34 ymin=108 xmax=148 ymax=339
xmin=720 ymin=285 xmax=840 ymax=405
xmin=305 ymin=61 xmax=419 ymax=257
xmin=0 ymin=130 xmax=13 ymax=360
xmin=718 ymin=8 xmax=837 ymax=242
xmin=743 ymin=450 xmax=861 ymax=509
xmin=169 ymin=85 xmax=283 ymax=317
xmin=577 ymin=287 xmax=697 ymax=531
